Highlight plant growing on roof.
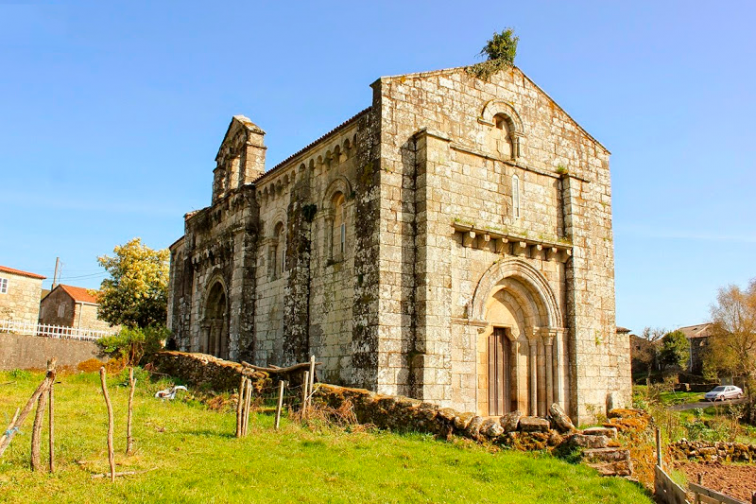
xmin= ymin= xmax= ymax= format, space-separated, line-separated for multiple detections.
xmin=480 ymin=28 xmax=519 ymax=64
xmin=467 ymin=28 xmax=519 ymax=80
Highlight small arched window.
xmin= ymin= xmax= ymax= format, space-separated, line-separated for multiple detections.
xmin=512 ymin=175 xmax=521 ymax=219
xmin=332 ymin=192 xmax=346 ymax=260
xmin=270 ymin=222 xmax=285 ymax=279
xmin=493 ymin=113 xmax=514 ymax=160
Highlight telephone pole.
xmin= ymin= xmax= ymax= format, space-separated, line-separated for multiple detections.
xmin=52 ymin=257 xmax=60 ymax=290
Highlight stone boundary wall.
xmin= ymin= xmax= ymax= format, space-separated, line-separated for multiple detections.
xmin=0 ymin=333 xmax=106 ymax=371
xmin=669 ymin=439 xmax=756 ymax=463
xmin=153 ymin=351 xmax=270 ymax=393
xmin=150 ymin=351 xmax=632 ymax=476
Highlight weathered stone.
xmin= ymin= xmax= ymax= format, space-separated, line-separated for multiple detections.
xmin=548 ymin=432 xmax=564 ymax=446
xmin=153 ymin=351 xmax=269 ymax=393
xmin=583 ymin=427 xmax=617 ymax=439
xmin=480 ymin=418 xmax=504 ymax=438
xmin=0 ymin=267 xmax=45 ymax=325
xmin=569 ymin=434 xmax=609 ymax=449
xmin=465 ymin=416 xmax=485 ymax=438
xmin=518 ymin=417 xmax=550 ymax=433
xmin=167 ymin=58 xmax=627 ymax=423
xmin=453 ymin=412 xmax=475 ymax=431
xmin=500 ymin=410 xmax=522 ymax=433
xmin=549 ymin=403 xmax=576 ymax=433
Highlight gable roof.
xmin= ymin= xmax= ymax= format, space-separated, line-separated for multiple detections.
xmin=216 ymin=115 xmax=265 ymax=162
xmin=676 ymin=323 xmax=713 ymax=339
xmin=0 ymin=265 xmax=46 ymax=280
xmin=57 ymin=284 xmax=99 ymax=304
xmin=380 ymin=64 xmax=609 ymax=154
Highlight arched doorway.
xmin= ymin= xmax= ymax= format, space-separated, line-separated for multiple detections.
xmin=203 ymin=281 xmax=229 ymax=359
xmin=471 ymin=259 xmax=565 ymax=417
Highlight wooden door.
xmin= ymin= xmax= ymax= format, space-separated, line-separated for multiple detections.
xmin=488 ymin=328 xmax=511 ymax=416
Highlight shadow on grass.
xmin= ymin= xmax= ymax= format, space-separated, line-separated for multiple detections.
xmin=173 ymin=429 xmax=237 ymax=439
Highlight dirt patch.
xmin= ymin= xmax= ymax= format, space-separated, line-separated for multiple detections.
xmin=676 ymin=461 xmax=756 ymax=502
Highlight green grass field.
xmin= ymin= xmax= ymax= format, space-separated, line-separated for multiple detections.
xmin=0 ymin=370 xmax=654 ymax=504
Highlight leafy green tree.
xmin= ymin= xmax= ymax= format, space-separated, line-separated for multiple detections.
xmin=97 ymin=325 xmax=169 ymax=366
xmin=704 ymin=280 xmax=756 ymax=391
xmin=97 ymin=238 xmax=169 ymax=329
xmin=659 ymin=330 xmax=690 ymax=371
xmin=480 ymin=28 xmax=519 ymax=64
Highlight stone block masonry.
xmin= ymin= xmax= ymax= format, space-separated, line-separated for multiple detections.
xmin=168 ymin=58 xmax=630 ymax=424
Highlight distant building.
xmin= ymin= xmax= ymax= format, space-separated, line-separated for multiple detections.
xmin=39 ymin=284 xmax=118 ymax=332
xmin=0 ymin=265 xmax=46 ymax=324
xmin=676 ymin=323 xmax=712 ymax=375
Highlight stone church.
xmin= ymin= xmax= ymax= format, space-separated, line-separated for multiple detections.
xmin=167 ymin=62 xmax=630 ymax=423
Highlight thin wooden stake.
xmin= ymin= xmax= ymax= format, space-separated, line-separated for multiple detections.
xmin=0 ymin=408 xmax=20 ymax=449
xmin=0 ymin=359 xmax=56 ymax=457
xmin=655 ymin=427 xmax=662 ymax=468
xmin=243 ymin=378 xmax=252 ymax=436
xmin=49 ymin=381 xmax=55 ymax=472
xmin=302 ymin=371 xmax=310 ymax=416
xmin=275 ymin=381 xmax=285 ymax=431
xmin=307 ymin=355 xmax=316 ymax=408
xmin=126 ymin=367 xmax=135 ymax=455
xmin=30 ymin=390 xmax=47 ymax=471
xmin=236 ymin=372 xmax=245 ymax=438
xmin=99 ymin=367 xmax=115 ymax=483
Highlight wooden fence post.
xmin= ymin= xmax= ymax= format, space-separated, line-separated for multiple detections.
xmin=655 ymin=427 xmax=662 ymax=467
xmin=697 ymin=474 xmax=702 ymax=504
xmin=307 ymin=356 xmax=315 ymax=408
xmin=49 ymin=380 xmax=55 ymax=472
xmin=242 ymin=378 xmax=252 ymax=437
xmin=126 ymin=367 xmax=136 ymax=455
xmin=30 ymin=388 xmax=48 ymax=471
xmin=236 ymin=373 xmax=245 ymax=438
xmin=99 ymin=367 xmax=115 ymax=483
xmin=302 ymin=371 xmax=310 ymax=416
xmin=0 ymin=359 xmax=56 ymax=458
xmin=275 ymin=381 xmax=285 ymax=431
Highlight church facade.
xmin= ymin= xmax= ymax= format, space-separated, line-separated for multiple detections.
xmin=167 ymin=63 xmax=630 ymax=422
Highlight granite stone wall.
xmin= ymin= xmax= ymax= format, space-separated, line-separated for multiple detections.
xmin=167 ymin=63 xmax=628 ymax=423
xmin=0 ymin=272 xmax=43 ymax=324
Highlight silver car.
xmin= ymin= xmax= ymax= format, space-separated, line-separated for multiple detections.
xmin=704 ymin=385 xmax=743 ymax=402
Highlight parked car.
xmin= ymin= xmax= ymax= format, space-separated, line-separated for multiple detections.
xmin=704 ymin=385 xmax=744 ymax=402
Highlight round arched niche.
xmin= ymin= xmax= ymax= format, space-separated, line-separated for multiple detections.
xmin=202 ymin=278 xmax=229 ymax=359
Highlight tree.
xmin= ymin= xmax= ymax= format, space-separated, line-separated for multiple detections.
xmin=658 ymin=330 xmax=690 ymax=372
xmin=97 ymin=238 xmax=169 ymax=329
xmin=480 ymin=28 xmax=519 ymax=64
xmin=703 ymin=280 xmax=756 ymax=395
xmin=633 ymin=327 xmax=665 ymax=385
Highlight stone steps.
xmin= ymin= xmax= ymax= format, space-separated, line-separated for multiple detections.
xmin=582 ymin=447 xmax=633 ymax=477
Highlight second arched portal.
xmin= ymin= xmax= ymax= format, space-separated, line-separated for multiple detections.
xmin=203 ymin=280 xmax=229 ymax=359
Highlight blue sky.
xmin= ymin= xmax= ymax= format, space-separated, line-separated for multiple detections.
xmin=1 ymin=1 xmax=754 ymax=333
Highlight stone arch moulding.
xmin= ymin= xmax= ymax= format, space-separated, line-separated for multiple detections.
xmin=203 ymin=272 xmax=228 ymax=318
xmin=470 ymin=258 xmax=561 ymax=328
xmin=479 ymin=99 xmax=524 ymax=134
xmin=266 ymin=208 xmax=287 ymax=237
xmin=321 ymin=175 xmax=353 ymax=211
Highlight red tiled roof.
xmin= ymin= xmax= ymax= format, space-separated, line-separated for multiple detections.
xmin=254 ymin=107 xmax=371 ymax=185
xmin=0 ymin=265 xmax=46 ymax=280
xmin=58 ymin=284 xmax=99 ymax=304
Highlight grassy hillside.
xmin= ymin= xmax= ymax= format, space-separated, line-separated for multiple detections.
xmin=0 ymin=370 xmax=654 ymax=504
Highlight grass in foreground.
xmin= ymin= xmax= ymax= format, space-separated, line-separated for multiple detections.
xmin=0 ymin=370 xmax=654 ymax=504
